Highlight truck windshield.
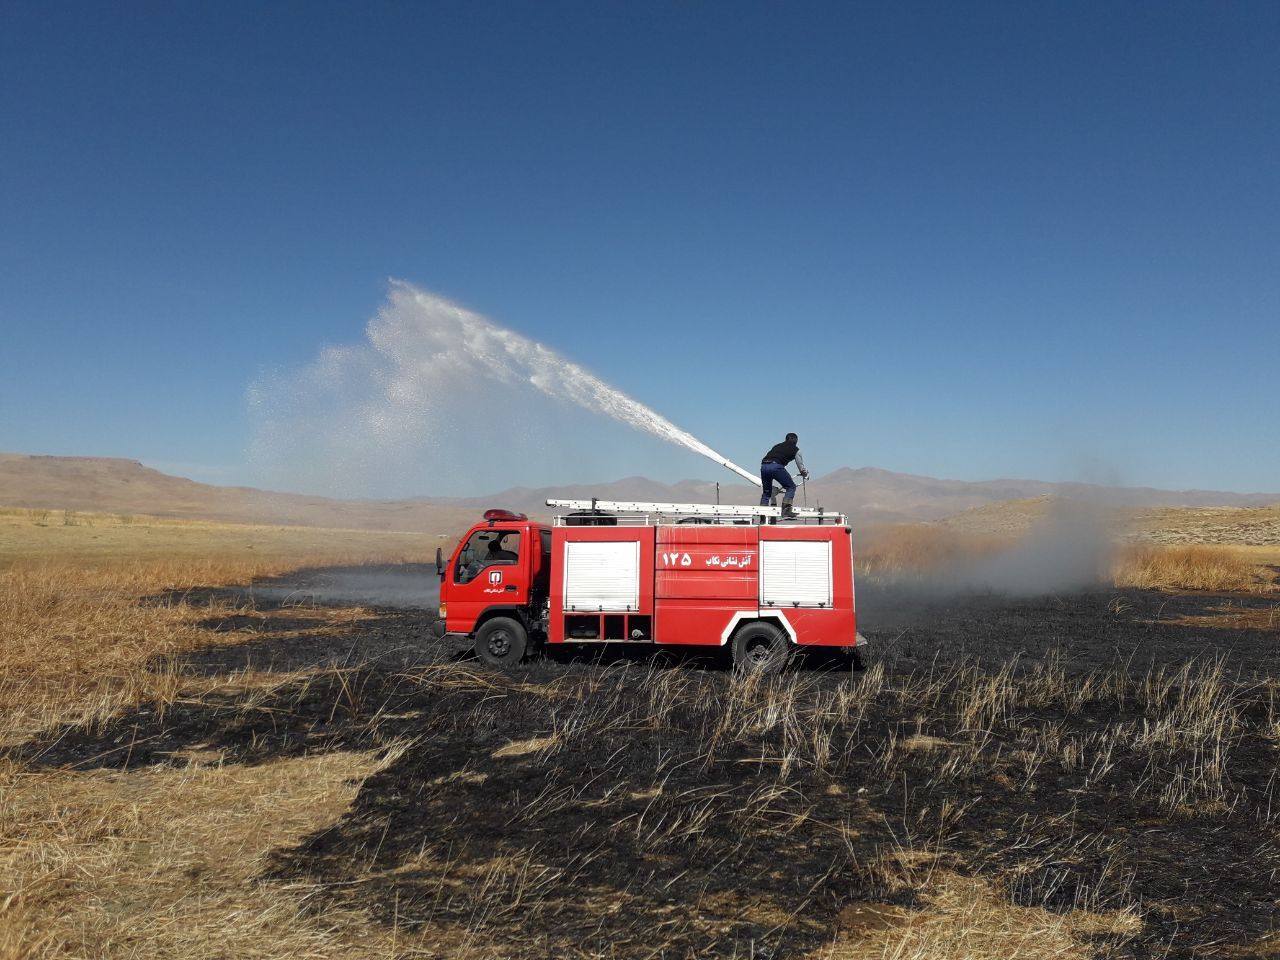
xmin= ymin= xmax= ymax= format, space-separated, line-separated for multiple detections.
xmin=455 ymin=530 xmax=521 ymax=584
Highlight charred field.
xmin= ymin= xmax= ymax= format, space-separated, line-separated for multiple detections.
xmin=6 ymin=544 xmax=1279 ymax=958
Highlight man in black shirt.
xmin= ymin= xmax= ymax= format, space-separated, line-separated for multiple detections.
xmin=760 ymin=432 xmax=808 ymax=517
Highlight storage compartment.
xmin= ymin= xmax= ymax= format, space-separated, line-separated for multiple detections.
xmin=564 ymin=614 xmax=600 ymax=639
xmin=627 ymin=614 xmax=652 ymax=641
xmin=604 ymin=614 xmax=626 ymax=640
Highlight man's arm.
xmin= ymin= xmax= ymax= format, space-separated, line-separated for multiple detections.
xmin=795 ymin=451 xmax=808 ymax=478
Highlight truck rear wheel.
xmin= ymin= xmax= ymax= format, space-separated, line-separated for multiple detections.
xmin=731 ymin=621 xmax=790 ymax=674
xmin=475 ymin=617 xmax=528 ymax=669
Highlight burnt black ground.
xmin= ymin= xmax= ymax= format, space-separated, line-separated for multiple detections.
xmin=12 ymin=574 xmax=1280 ymax=959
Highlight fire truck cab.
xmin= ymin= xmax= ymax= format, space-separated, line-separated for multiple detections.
xmin=436 ymin=501 xmax=862 ymax=671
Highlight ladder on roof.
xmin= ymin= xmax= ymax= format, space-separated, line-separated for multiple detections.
xmin=545 ymin=498 xmax=843 ymax=522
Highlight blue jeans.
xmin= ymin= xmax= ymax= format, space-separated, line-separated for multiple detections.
xmin=759 ymin=462 xmax=796 ymax=506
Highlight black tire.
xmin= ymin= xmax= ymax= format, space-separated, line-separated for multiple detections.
xmin=474 ymin=617 xmax=528 ymax=669
xmin=731 ymin=621 xmax=790 ymax=674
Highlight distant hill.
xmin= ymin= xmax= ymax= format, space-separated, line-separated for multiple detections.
xmin=458 ymin=466 xmax=1280 ymax=526
xmin=0 ymin=454 xmax=478 ymax=533
xmin=1 ymin=453 xmax=1276 ymax=531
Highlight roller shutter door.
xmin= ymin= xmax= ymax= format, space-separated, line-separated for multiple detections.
xmin=564 ymin=541 xmax=641 ymax=611
xmin=760 ymin=540 xmax=832 ymax=607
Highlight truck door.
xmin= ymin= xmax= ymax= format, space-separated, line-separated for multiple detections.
xmin=448 ymin=527 xmax=528 ymax=633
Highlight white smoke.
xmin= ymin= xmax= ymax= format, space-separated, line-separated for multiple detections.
xmin=249 ymin=281 xmax=755 ymax=497
xmin=854 ymin=499 xmax=1118 ymax=645
xmin=947 ymin=498 xmax=1113 ymax=595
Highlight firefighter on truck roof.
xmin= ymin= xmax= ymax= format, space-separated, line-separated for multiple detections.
xmin=759 ymin=432 xmax=808 ymax=518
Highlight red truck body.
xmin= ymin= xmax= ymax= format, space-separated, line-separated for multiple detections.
xmin=438 ymin=504 xmax=859 ymax=668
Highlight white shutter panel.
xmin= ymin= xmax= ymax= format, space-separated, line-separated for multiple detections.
xmin=564 ymin=541 xmax=641 ymax=611
xmin=760 ymin=541 xmax=832 ymax=607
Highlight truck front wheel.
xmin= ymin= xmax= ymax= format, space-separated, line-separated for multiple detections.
xmin=731 ymin=621 xmax=790 ymax=674
xmin=475 ymin=617 xmax=528 ymax=669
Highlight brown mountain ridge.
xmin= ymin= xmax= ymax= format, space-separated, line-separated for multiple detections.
xmin=1 ymin=453 xmax=1276 ymax=532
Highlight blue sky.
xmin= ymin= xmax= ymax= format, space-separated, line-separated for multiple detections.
xmin=2 ymin=1 xmax=1276 ymax=496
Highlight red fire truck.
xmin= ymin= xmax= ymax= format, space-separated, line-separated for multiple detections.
xmin=435 ymin=499 xmax=862 ymax=671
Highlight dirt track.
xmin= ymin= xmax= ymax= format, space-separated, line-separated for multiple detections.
xmin=12 ymin=571 xmax=1280 ymax=959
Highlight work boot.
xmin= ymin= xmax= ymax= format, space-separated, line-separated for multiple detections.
xmin=781 ymin=502 xmax=796 ymax=519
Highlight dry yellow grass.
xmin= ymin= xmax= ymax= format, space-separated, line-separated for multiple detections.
xmin=863 ymin=516 xmax=1278 ymax=594
xmin=0 ymin=560 xmax=396 ymax=745
xmin=0 ymin=508 xmax=447 ymax=744
xmin=0 ymin=513 xmax=461 ymax=958
xmin=0 ymin=750 xmax=407 ymax=959
xmin=938 ymin=496 xmax=1057 ymax=537
xmin=0 ymin=507 xmax=450 ymax=568
xmin=942 ymin=499 xmax=1280 ymax=548
xmin=1112 ymin=544 xmax=1276 ymax=594
xmin=809 ymin=867 xmax=1139 ymax=960
xmin=856 ymin=524 xmax=1012 ymax=577
xmin=1131 ymin=505 xmax=1280 ymax=546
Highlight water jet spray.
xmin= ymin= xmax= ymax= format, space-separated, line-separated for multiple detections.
xmin=250 ymin=282 xmax=763 ymax=494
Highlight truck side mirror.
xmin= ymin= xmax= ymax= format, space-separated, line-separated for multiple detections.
xmin=436 ymin=546 xmax=444 ymax=579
